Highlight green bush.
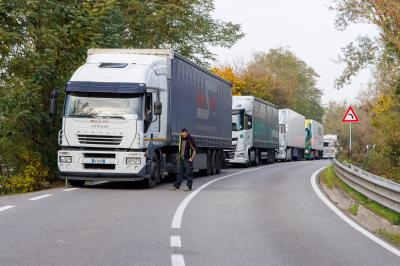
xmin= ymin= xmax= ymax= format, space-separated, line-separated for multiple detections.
xmin=0 ymin=151 xmax=50 ymax=194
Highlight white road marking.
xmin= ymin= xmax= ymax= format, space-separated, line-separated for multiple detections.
xmin=171 ymin=254 xmax=185 ymax=266
xmin=0 ymin=205 xmax=15 ymax=212
xmin=89 ymin=181 xmax=108 ymax=186
xmin=29 ymin=194 xmax=52 ymax=201
xmin=170 ymin=235 xmax=182 ymax=248
xmin=171 ymin=165 xmax=270 ymax=229
xmin=310 ymin=166 xmax=400 ymax=257
xmin=62 ymin=188 xmax=79 ymax=192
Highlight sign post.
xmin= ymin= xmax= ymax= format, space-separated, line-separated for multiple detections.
xmin=342 ymin=106 xmax=360 ymax=152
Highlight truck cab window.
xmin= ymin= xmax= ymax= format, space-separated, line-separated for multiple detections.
xmin=232 ymin=109 xmax=245 ymax=131
xmin=245 ymin=114 xmax=252 ymax=129
xmin=280 ymin=124 xmax=286 ymax=133
xmin=144 ymin=93 xmax=153 ymax=131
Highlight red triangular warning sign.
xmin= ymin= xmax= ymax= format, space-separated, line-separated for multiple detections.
xmin=342 ymin=106 xmax=360 ymax=123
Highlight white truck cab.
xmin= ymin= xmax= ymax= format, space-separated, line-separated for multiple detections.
xmin=231 ymin=98 xmax=253 ymax=165
xmin=57 ymin=49 xmax=170 ymax=186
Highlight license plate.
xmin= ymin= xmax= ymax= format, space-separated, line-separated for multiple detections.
xmin=91 ymin=158 xmax=106 ymax=164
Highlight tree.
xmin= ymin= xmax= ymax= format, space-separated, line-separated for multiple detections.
xmin=0 ymin=0 xmax=243 ymax=190
xmin=331 ymin=0 xmax=400 ymax=181
xmin=211 ymin=66 xmax=245 ymax=96
xmin=242 ymin=48 xmax=324 ymax=122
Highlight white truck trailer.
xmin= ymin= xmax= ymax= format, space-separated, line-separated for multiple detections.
xmin=304 ymin=119 xmax=324 ymax=159
xmin=229 ymin=96 xmax=279 ymax=166
xmin=275 ymin=108 xmax=305 ymax=161
xmin=323 ymin=134 xmax=338 ymax=159
xmin=51 ymin=49 xmax=232 ymax=187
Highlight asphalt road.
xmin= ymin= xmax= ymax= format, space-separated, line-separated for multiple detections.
xmin=0 ymin=160 xmax=399 ymax=266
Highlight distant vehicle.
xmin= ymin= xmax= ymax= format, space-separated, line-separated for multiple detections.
xmin=52 ymin=49 xmax=232 ymax=187
xmin=323 ymin=134 xmax=338 ymax=159
xmin=304 ymin=119 xmax=324 ymax=159
xmin=275 ymin=108 xmax=305 ymax=161
xmin=229 ymin=96 xmax=279 ymax=166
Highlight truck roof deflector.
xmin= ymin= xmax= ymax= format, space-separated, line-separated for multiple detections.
xmin=65 ymin=81 xmax=146 ymax=94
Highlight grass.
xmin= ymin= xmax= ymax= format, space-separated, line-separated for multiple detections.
xmin=349 ymin=204 xmax=359 ymax=216
xmin=319 ymin=165 xmax=335 ymax=189
xmin=320 ymin=165 xmax=400 ymax=225
xmin=377 ymin=229 xmax=400 ymax=247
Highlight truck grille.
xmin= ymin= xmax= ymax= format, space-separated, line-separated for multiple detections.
xmin=84 ymin=153 xmax=116 ymax=158
xmin=84 ymin=164 xmax=115 ymax=170
xmin=228 ymin=138 xmax=238 ymax=159
xmin=77 ymin=135 xmax=122 ymax=145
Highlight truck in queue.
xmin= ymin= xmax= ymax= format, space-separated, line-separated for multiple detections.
xmin=52 ymin=49 xmax=232 ymax=187
xmin=304 ymin=119 xmax=324 ymax=159
xmin=323 ymin=134 xmax=338 ymax=159
xmin=275 ymin=108 xmax=305 ymax=161
xmin=229 ymin=96 xmax=279 ymax=166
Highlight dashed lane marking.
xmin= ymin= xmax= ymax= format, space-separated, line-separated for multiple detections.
xmin=89 ymin=181 xmax=108 ymax=186
xmin=0 ymin=205 xmax=15 ymax=212
xmin=29 ymin=194 xmax=52 ymax=201
xmin=171 ymin=254 xmax=185 ymax=266
xmin=170 ymin=235 xmax=182 ymax=248
xmin=62 ymin=188 xmax=79 ymax=192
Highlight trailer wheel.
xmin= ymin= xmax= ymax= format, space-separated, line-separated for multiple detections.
xmin=216 ymin=150 xmax=222 ymax=174
xmin=211 ymin=150 xmax=217 ymax=175
xmin=68 ymin=180 xmax=85 ymax=187
xmin=204 ymin=149 xmax=212 ymax=176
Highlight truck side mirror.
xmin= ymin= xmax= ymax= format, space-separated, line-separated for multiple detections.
xmin=49 ymin=89 xmax=59 ymax=123
xmin=154 ymin=101 xmax=162 ymax=115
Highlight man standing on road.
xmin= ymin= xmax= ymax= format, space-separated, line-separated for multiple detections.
xmin=171 ymin=128 xmax=197 ymax=191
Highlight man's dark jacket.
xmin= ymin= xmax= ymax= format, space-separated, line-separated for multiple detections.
xmin=179 ymin=135 xmax=197 ymax=159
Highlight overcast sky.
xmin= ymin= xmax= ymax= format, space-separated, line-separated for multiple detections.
xmin=211 ymin=0 xmax=379 ymax=104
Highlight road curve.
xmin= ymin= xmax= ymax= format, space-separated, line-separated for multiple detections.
xmin=0 ymin=160 xmax=399 ymax=266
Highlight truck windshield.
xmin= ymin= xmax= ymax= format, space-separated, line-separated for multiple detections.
xmin=324 ymin=142 xmax=336 ymax=147
xmin=232 ymin=109 xmax=244 ymax=131
xmin=65 ymin=92 xmax=143 ymax=119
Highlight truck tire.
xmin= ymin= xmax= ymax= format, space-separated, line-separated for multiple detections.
xmin=245 ymin=151 xmax=251 ymax=168
xmin=204 ymin=149 xmax=212 ymax=176
xmin=68 ymin=179 xmax=85 ymax=187
xmin=145 ymin=155 xmax=160 ymax=188
xmin=254 ymin=149 xmax=259 ymax=166
xmin=216 ymin=150 xmax=222 ymax=174
xmin=211 ymin=150 xmax=217 ymax=175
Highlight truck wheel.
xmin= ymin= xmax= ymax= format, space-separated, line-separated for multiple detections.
xmin=205 ymin=149 xmax=212 ymax=176
xmin=68 ymin=179 xmax=85 ymax=187
xmin=146 ymin=155 xmax=160 ymax=188
xmin=211 ymin=150 xmax=217 ymax=175
xmin=216 ymin=150 xmax=222 ymax=174
xmin=254 ymin=150 xmax=259 ymax=166
xmin=245 ymin=151 xmax=251 ymax=168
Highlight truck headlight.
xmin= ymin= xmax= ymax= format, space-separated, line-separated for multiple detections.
xmin=126 ymin=157 xmax=141 ymax=165
xmin=305 ymin=150 xmax=309 ymax=154
xmin=59 ymin=156 xmax=72 ymax=163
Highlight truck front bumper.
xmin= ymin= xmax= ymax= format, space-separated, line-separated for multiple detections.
xmin=228 ymin=151 xmax=248 ymax=164
xmin=58 ymin=150 xmax=147 ymax=180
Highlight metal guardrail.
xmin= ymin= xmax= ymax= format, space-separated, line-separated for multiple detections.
xmin=333 ymin=159 xmax=400 ymax=213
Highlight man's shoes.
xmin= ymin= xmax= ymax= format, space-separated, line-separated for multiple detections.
xmin=169 ymin=186 xmax=180 ymax=191
xmin=184 ymin=186 xmax=192 ymax=192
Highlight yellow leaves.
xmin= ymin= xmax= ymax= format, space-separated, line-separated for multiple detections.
xmin=211 ymin=66 xmax=245 ymax=96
